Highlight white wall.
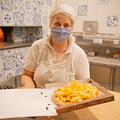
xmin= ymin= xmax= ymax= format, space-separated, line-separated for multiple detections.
xmin=47 ymin=0 xmax=120 ymax=35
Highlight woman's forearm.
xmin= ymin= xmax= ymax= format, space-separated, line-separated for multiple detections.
xmin=21 ymin=75 xmax=35 ymax=88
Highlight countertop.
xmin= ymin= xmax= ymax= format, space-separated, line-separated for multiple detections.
xmin=0 ymin=41 xmax=32 ymax=50
xmin=87 ymin=56 xmax=120 ymax=68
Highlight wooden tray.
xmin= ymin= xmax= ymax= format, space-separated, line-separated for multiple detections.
xmin=55 ymin=79 xmax=114 ymax=114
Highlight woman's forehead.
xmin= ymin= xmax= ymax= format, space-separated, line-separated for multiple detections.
xmin=53 ymin=13 xmax=71 ymax=22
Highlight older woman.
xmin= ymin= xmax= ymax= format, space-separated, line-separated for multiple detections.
xmin=19 ymin=4 xmax=90 ymax=89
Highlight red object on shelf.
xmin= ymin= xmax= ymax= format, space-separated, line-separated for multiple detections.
xmin=117 ymin=52 xmax=120 ymax=55
xmin=0 ymin=28 xmax=4 ymax=42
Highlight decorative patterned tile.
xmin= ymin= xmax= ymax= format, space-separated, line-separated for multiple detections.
xmin=33 ymin=27 xmax=42 ymax=41
xmin=42 ymin=25 xmax=47 ymax=38
xmin=24 ymin=12 xmax=33 ymax=26
xmin=14 ymin=27 xmax=23 ymax=42
xmin=26 ymin=27 xmax=34 ymax=42
xmin=43 ymin=16 xmax=47 ymax=24
xmin=23 ymin=0 xmax=33 ymax=25
xmin=107 ymin=16 xmax=118 ymax=27
xmin=98 ymin=0 xmax=108 ymax=4
xmin=1 ymin=10 xmax=14 ymax=25
xmin=1 ymin=0 xmax=14 ymax=25
xmin=33 ymin=13 xmax=42 ymax=25
xmin=0 ymin=50 xmax=4 ymax=82
xmin=0 ymin=2 xmax=2 ymax=25
xmin=14 ymin=47 xmax=25 ymax=54
xmin=3 ymin=46 xmax=30 ymax=79
xmin=4 ymin=49 xmax=15 ymax=56
xmin=13 ymin=0 xmax=25 ymax=25
xmin=4 ymin=69 xmax=15 ymax=79
xmin=32 ymin=0 xmax=47 ymax=25
xmin=47 ymin=0 xmax=52 ymax=5
xmin=78 ymin=5 xmax=87 ymax=16
xmin=22 ymin=27 xmax=27 ymax=42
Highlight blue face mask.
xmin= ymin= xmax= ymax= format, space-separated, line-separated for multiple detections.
xmin=51 ymin=27 xmax=71 ymax=42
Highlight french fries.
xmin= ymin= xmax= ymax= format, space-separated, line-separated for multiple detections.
xmin=54 ymin=79 xmax=100 ymax=103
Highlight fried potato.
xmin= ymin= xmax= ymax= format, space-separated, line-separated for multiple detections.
xmin=52 ymin=79 xmax=101 ymax=105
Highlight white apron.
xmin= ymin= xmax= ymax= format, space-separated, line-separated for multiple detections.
xmin=33 ymin=45 xmax=75 ymax=88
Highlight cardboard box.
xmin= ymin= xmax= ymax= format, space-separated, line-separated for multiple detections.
xmin=0 ymin=79 xmax=114 ymax=119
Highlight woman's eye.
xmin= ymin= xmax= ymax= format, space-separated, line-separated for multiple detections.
xmin=64 ymin=24 xmax=69 ymax=27
xmin=55 ymin=23 xmax=60 ymax=26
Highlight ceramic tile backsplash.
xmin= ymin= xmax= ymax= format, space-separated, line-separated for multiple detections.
xmin=55 ymin=0 xmax=120 ymax=34
xmin=13 ymin=27 xmax=42 ymax=42
xmin=1 ymin=0 xmax=14 ymax=25
xmin=0 ymin=0 xmax=47 ymax=26
xmin=78 ymin=5 xmax=87 ymax=16
xmin=0 ymin=47 xmax=30 ymax=81
xmin=107 ymin=16 xmax=118 ymax=27
xmin=0 ymin=2 xmax=2 ymax=25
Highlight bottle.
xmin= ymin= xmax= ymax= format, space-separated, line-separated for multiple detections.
xmin=106 ymin=49 xmax=110 ymax=58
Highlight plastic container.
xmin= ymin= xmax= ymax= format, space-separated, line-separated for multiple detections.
xmin=106 ymin=49 xmax=110 ymax=58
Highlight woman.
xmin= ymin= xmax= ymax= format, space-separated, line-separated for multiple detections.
xmin=19 ymin=4 xmax=90 ymax=89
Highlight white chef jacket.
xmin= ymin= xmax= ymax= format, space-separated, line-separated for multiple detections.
xmin=24 ymin=34 xmax=90 ymax=88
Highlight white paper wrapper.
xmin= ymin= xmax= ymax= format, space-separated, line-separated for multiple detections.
xmin=0 ymin=89 xmax=58 ymax=119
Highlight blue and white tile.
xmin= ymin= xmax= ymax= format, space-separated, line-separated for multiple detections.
xmin=42 ymin=16 xmax=47 ymax=25
xmin=1 ymin=0 xmax=13 ymax=11
xmin=42 ymin=25 xmax=47 ymax=38
xmin=32 ymin=0 xmax=47 ymax=26
xmin=78 ymin=5 xmax=87 ymax=16
xmin=47 ymin=0 xmax=52 ymax=5
xmin=41 ymin=1 xmax=47 ymax=15
xmin=2 ymin=10 xmax=14 ymax=26
xmin=13 ymin=0 xmax=25 ymax=13
xmin=24 ymin=0 xmax=32 ymax=13
xmin=23 ymin=0 xmax=33 ymax=25
xmin=107 ymin=16 xmax=118 ymax=27
xmin=33 ymin=27 xmax=42 ymax=41
xmin=14 ymin=27 xmax=23 ymax=42
xmin=1 ymin=0 xmax=14 ymax=25
xmin=4 ymin=70 xmax=15 ymax=79
xmin=0 ymin=50 xmax=4 ymax=81
xmin=26 ymin=27 xmax=34 ymax=42
xmin=13 ymin=0 xmax=25 ymax=25
xmin=4 ymin=55 xmax=15 ymax=71
xmin=98 ymin=0 xmax=108 ymax=4
xmin=33 ymin=13 xmax=42 ymax=26
xmin=32 ymin=0 xmax=46 ymax=13
xmin=0 ymin=3 xmax=2 ymax=25
xmin=14 ymin=47 xmax=25 ymax=54
xmin=14 ymin=12 xmax=24 ymax=25
xmin=24 ymin=12 xmax=33 ymax=26
xmin=4 ymin=49 xmax=15 ymax=56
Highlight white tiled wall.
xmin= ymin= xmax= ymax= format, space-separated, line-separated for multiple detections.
xmin=47 ymin=0 xmax=120 ymax=35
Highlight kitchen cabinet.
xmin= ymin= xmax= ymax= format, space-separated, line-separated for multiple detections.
xmin=90 ymin=64 xmax=113 ymax=90
xmin=114 ymin=68 xmax=120 ymax=92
